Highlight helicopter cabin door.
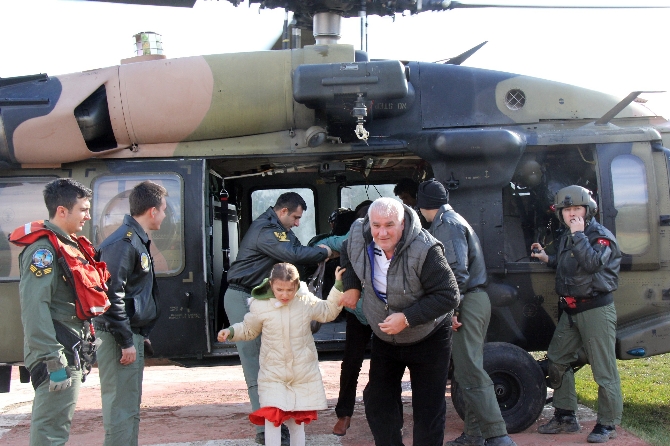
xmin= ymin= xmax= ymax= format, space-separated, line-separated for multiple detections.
xmin=596 ymin=141 xmax=661 ymax=271
xmin=91 ymin=159 xmax=208 ymax=359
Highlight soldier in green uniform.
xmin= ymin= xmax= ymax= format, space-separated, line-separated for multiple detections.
xmin=417 ymin=179 xmax=516 ymax=446
xmin=94 ymin=181 xmax=167 ymax=446
xmin=532 ymin=185 xmax=623 ymax=444
xmin=18 ymin=178 xmax=93 ymax=446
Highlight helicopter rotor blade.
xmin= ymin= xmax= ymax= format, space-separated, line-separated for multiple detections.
xmin=445 ymin=1 xmax=670 ymax=10
xmin=63 ymin=0 xmax=197 ymax=7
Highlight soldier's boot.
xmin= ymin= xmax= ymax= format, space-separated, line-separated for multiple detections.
xmin=484 ymin=434 xmax=517 ymax=446
xmin=538 ymin=408 xmax=581 ymax=434
xmin=587 ymin=424 xmax=617 ymax=443
xmin=445 ymin=432 xmax=485 ymax=446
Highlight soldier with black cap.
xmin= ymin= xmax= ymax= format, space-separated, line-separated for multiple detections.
xmin=531 ymin=185 xmax=622 ymax=443
xmin=417 ymin=178 xmax=516 ymax=446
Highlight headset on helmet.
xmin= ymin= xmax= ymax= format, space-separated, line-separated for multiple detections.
xmin=554 ymin=185 xmax=597 ymax=225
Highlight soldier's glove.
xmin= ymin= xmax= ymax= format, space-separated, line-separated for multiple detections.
xmin=49 ymin=367 xmax=72 ymax=392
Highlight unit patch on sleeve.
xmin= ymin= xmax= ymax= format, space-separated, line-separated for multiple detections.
xmin=273 ymin=231 xmax=289 ymax=242
xmin=30 ymin=248 xmax=54 ymax=277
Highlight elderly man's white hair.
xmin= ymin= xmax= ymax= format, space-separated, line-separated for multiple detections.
xmin=368 ymin=197 xmax=405 ymax=222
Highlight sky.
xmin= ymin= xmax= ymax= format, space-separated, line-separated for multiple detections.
xmin=1 ymin=0 xmax=669 ymax=117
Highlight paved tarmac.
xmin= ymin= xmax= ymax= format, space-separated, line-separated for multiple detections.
xmin=0 ymin=359 xmax=650 ymax=445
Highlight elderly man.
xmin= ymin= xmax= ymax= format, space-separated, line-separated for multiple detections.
xmin=417 ymin=178 xmax=516 ymax=446
xmin=340 ymin=197 xmax=459 ymax=446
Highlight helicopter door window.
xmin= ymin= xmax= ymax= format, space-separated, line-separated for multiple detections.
xmin=611 ymin=154 xmax=650 ymax=255
xmin=0 ymin=176 xmax=58 ymax=280
xmin=91 ymin=174 xmax=184 ymax=276
xmin=340 ymin=184 xmax=397 ymax=209
xmin=251 ymin=188 xmax=316 ymax=244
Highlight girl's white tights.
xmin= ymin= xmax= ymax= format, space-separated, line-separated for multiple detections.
xmin=264 ymin=419 xmax=306 ymax=446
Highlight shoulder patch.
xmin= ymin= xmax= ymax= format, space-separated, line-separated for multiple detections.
xmin=273 ymin=231 xmax=289 ymax=242
xmin=30 ymin=248 xmax=54 ymax=277
xmin=140 ymin=252 xmax=151 ymax=271
xmin=596 ymin=238 xmax=610 ymax=247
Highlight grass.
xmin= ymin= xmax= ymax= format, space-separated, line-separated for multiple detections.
xmin=574 ymin=353 xmax=670 ymax=446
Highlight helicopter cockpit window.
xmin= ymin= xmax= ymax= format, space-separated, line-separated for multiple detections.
xmin=251 ymin=188 xmax=316 ymax=244
xmin=340 ymin=184 xmax=397 ymax=209
xmin=91 ymin=174 xmax=183 ymax=276
xmin=611 ymin=154 xmax=650 ymax=255
xmin=0 ymin=177 xmax=58 ymax=280
xmin=503 ymin=146 xmax=598 ymax=264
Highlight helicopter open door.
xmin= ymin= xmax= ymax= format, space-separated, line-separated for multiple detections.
xmin=91 ymin=159 xmax=208 ymax=359
xmin=209 ymin=190 xmax=240 ymax=334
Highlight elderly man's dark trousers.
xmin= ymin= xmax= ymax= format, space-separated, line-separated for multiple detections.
xmin=363 ymin=324 xmax=452 ymax=446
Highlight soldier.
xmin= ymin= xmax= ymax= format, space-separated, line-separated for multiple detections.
xmin=417 ymin=179 xmax=516 ymax=446
xmin=94 ymin=180 xmax=167 ymax=446
xmin=16 ymin=178 xmax=94 ymax=445
xmin=224 ymin=191 xmax=332 ymax=445
xmin=531 ymin=185 xmax=623 ymax=444
xmin=394 ymin=178 xmax=430 ymax=229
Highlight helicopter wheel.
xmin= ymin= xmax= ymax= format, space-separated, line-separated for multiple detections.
xmin=451 ymin=342 xmax=547 ymax=434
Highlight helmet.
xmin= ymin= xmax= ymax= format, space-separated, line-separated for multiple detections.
xmin=554 ymin=185 xmax=597 ymax=225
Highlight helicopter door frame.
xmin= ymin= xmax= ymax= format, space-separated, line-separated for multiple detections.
xmin=596 ymin=141 xmax=660 ymax=271
xmin=91 ymin=159 xmax=209 ymax=359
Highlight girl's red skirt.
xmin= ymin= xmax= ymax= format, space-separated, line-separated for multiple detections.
xmin=249 ymin=407 xmax=318 ymax=427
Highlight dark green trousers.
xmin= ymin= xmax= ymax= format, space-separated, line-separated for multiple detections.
xmin=548 ymin=303 xmax=622 ymax=425
xmin=224 ymin=287 xmax=263 ymax=434
xmin=97 ymin=331 xmax=145 ymax=446
xmin=30 ymin=367 xmax=82 ymax=446
xmin=452 ymin=290 xmax=508 ymax=439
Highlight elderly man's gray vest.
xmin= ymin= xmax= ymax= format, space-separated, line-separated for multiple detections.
xmin=347 ymin=218 xmax=446 ymax=345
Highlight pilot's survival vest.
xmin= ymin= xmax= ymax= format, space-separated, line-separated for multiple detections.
xmin=9 ymin=221 xmax=111 ymax=320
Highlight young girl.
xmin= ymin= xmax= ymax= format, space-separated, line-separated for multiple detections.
xmin=217 ymin=262 xmax=345 ymax=446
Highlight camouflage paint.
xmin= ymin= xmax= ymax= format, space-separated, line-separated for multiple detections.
xmin=12 ymin=67 xmax=119 ymax=165
xmin=495 ymin=76 xmax=652 ymax=123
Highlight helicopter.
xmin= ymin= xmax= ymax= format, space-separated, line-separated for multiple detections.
xmin=1 ymin=0 xmax=670 ymax=434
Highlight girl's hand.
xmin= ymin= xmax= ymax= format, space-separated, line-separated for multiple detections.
xmin=217 ymin=329 xmax=230 ymax=342
xmin=334 ymin=266 xmax=346 ymax=280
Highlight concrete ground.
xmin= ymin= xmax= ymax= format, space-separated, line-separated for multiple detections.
xmin=0 ymin=359 xmax=650 ymax=446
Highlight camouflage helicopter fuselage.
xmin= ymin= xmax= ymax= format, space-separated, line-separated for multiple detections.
xmin=1 ymin=42 xmax=669 ymax=431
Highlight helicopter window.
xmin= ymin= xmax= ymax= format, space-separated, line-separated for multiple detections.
xmin=611 ymin=154 xmax=650 ymax=255
xmin=0 ymin=176 xmax=58 ymax=280
xmin=91 ymin=174 xmax=184 ymax=276
xmin=340 ymin=184 xmax=398 ymax=209
xmin=251 ymin=188 xmax=316 ymax=244
xmin=504 ymin=146 xmax=598 ymax=263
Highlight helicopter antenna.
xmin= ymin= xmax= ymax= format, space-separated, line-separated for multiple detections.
xmin=595 ymin=91 xmax=665 ymax=125
xmin=282 ymin=9 xmax=289 ymax=50
xmin=360 ymin=0 xmax=367 ymax=52
xmin=435 ymin=41 xmax=488 ymax=65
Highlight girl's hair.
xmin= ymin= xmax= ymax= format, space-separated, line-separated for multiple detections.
xmin=269 ymin=262 xmax=300 ymax=285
